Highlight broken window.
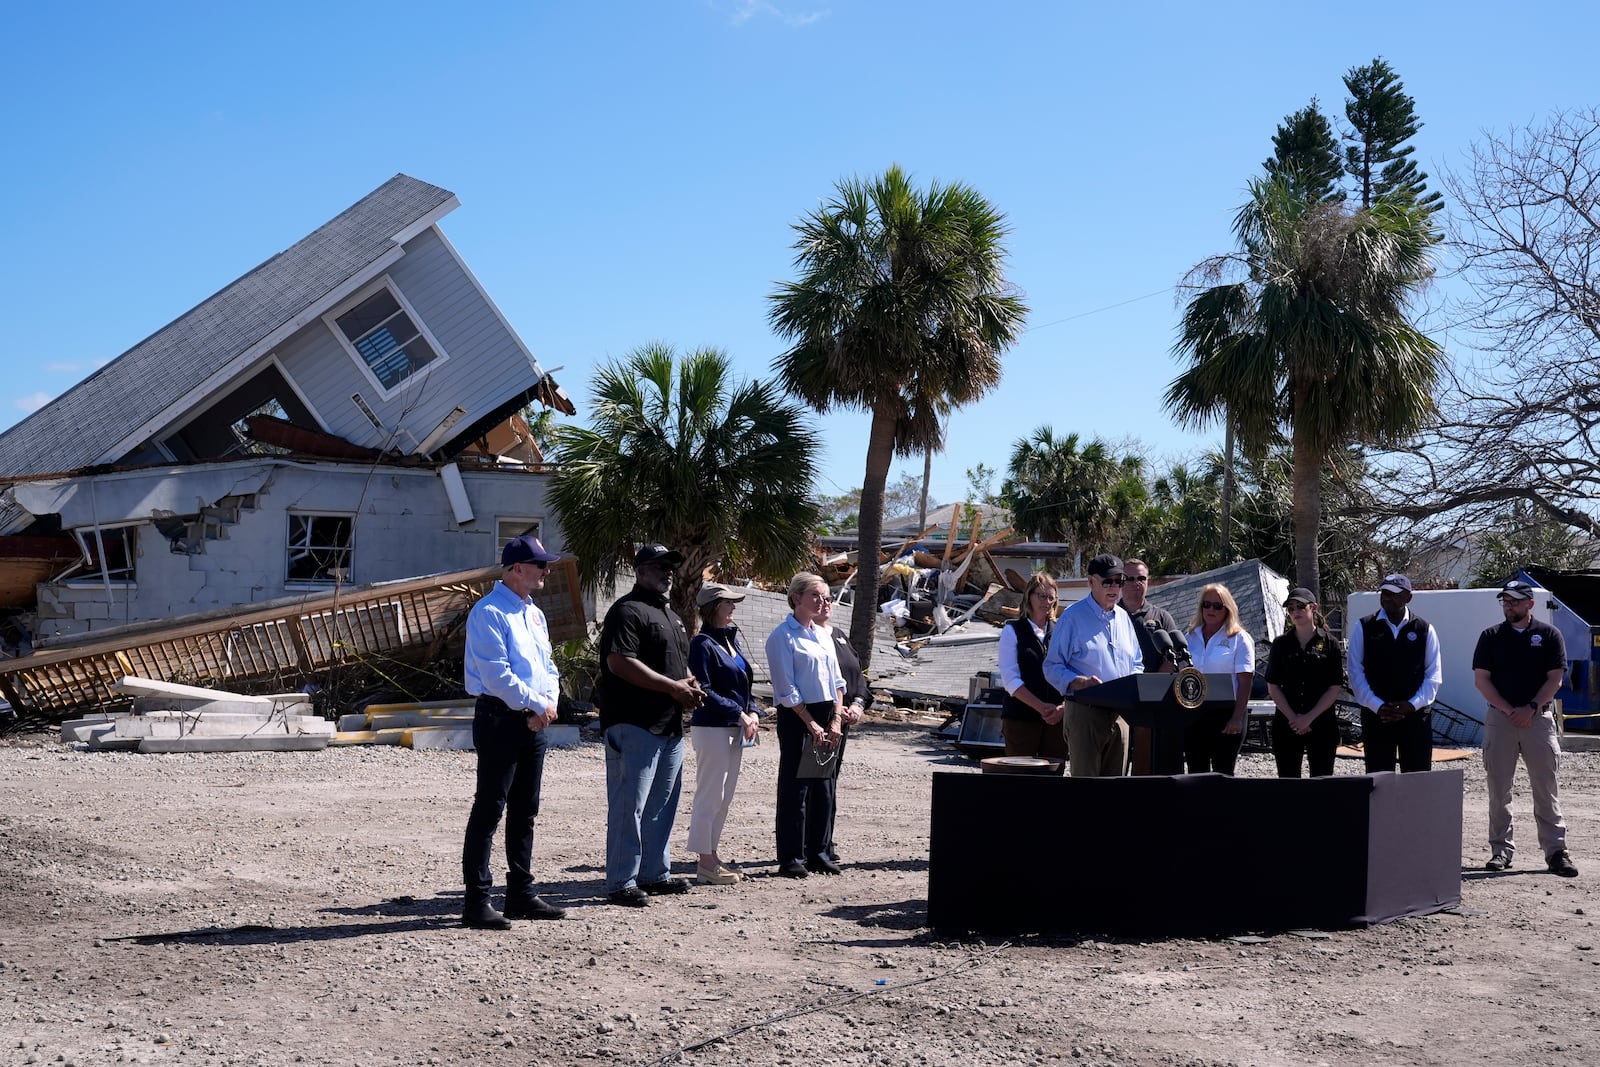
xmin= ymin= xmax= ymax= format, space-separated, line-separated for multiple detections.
xmin=69 ymin=525 xmax=139 ymax=584
xmin=330 ymin=283 xmax=444 ymax=393
xmin=286 ymin=514 xmax=353 ymax=585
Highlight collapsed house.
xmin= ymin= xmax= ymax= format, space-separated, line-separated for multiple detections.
xmin=0 ymin=175 xmax=581 ymax=715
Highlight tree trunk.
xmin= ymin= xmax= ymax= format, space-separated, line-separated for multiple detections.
xmin=671 ymin=543 xmax=719 ymax=638
xmin=1220 ymin=409 xmax=1236 ymax=562
xmin=1290 ymin=413 xmax=1323 ymax=598
xmin=918 ymin=445 xmax=932 ymax=530
xmin=850 ymin=405 xmax=899 ymax=673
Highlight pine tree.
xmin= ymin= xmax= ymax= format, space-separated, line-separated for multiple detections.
xmin=1263 ymin=100 xmax=1345 ymax=203
xmin=1343 ymin=57 xmax=1442 ymax=212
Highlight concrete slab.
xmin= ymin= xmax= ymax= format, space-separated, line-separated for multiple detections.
xmin=368 ymin=711 xmax=473 ymax=730
xmin=111 ymin=716 xmax=333 ymax=739
xmin=137 ymin=735 xmax=331 ymax=753
xmin=402 ymin=727 xmax=475 ymax=750
xmin=60 ymin=715 xmax=114 ymax=743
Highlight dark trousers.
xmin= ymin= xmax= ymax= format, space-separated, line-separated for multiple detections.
xmin=1271 ymin=711 xmax=1339 ymax=778
xmin=776 ymin=702 xmax=840 ymax=864
xmin=462 ymin=696 xmax=549 ymax=907
xmin=1184 ymin=706 xmax=1243 ymax=775
xmin=1361 ymin=707 xmax=1433 ymax=773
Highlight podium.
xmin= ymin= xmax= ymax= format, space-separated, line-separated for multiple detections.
xmin=928 ymin=768 xmax=1464 ymax=936
xmin=1071 ymin=672 xmax=1238 ymax=775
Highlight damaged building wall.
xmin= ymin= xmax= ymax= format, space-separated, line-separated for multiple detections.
xmin=266 ymin=226 xmax=541 ymax=456
xmin=24 ymin=462 xmax=556 ymax=645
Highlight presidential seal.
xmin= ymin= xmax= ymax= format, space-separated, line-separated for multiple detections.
xmin=1172 ymin=665 xmax=1209 ymax=709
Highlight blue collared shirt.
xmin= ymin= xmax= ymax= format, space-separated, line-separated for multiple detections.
xmin=764 ymin=613 xmax=845 ymax=708
xmin=463 ymin=581 xmax=560 ymax=713
xmin=1043 ymin=594 xmax=1144 ymax=693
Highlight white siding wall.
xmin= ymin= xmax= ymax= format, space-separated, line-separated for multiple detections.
xmin=275 ymin=226 xmax=540 ymax=450
xmin=32 ymin=464 xmax=558 ymax=639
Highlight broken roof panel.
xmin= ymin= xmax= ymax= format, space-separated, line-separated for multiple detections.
xmin=0 ymin=174 xmax=457 ymax=479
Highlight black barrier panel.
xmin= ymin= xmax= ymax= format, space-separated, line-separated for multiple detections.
xmin=928 ymin=768 xmax=1462 ymax=937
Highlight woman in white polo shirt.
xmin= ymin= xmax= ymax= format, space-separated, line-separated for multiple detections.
xmin=1182 ymin=582 xmax=1255 ymax=775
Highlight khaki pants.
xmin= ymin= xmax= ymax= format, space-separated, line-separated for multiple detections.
xmin=1066 ymin=704 xmax=1127 ymax=778
xmin=1483 ymin=707 xmax=1567 ymax=860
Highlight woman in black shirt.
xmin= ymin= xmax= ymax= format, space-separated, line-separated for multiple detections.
xmin=1265 ymin=587 xmax=1346 ymax=777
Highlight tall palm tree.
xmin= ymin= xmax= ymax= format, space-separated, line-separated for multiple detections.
xmin=547 ymin=343 xmax=819 ymax=631
xmin=769 ymin=166 xmax=1027 ymax=668
xmin=1001 ymin=427 xmax=1143 ymax=574
xmin=1166 ymin=175 xmax=1443 ymax=596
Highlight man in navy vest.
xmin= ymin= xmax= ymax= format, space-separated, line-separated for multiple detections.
xmin=1347 ymin=573 xmax=1442 ymax=773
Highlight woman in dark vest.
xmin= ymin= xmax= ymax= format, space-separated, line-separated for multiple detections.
xmin=997 ymin=573 xmax=1066 ymax=768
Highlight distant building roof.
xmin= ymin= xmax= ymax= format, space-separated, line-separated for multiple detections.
xmin=0 ymin=174 xmax=458 ymax=479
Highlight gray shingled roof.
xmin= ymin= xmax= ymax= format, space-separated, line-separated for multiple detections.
xmin=0 ymin=174 xmax=456 ymax=479
xmin=1145 ymin=558 xmax=1291 ymax=650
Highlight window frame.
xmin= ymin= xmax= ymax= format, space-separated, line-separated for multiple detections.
xmin=323 ymin=276 xmax=451 ymax=400
xmin=64 ymin=524 xmax=141 ymax=586
xmin=495 ymin=517 xmax=543 ymax=558
xmin=285 ymin=512 xmax=356 ymax=588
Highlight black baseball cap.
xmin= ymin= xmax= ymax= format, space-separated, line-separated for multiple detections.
xmin=1379 ymin=573 xmax=1413 ymax=594
xmin=1086 ymin=553 xmax=1124 ymax=578
xmin=1284 ymin=587 xmax=1316 ymax=608
xmin=1498 ymin=580 xmax=1535 ymax=601
xmin=634 ymin=543 xmax=685 ymax=568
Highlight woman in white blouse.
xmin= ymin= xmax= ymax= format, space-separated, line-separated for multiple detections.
xmin=1182 ymin=582 xmax=1255 ymax=775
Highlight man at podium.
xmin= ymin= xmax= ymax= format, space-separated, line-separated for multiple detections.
xmin=1043 ymin=553 xmax=1144 ymax=777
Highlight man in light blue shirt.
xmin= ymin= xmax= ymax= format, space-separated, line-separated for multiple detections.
xmin=460 ymin=534 xmax=566 ymax=929
xmin=1044 ymin=553 xmax=1143 ymax=777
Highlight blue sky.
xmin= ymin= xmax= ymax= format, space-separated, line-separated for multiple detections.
xmin=4 ymin=1 xmax=1596 ymax=509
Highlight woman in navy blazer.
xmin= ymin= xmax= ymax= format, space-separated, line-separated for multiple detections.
xmin=685 ymin=583 xmax=761 ymax=885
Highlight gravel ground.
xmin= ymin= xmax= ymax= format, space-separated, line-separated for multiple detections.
xmin=1 ymin=722 xmax=1597 ymax=1067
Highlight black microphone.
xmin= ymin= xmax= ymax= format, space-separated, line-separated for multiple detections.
xmin=1150 ymin=628 xmax=1176 ymax=665
xmin=1167 ymin=629 xmax=1193 ymax=666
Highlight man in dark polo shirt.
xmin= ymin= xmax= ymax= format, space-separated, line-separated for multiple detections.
xmin=1120 ymin=558 xmax=1178 ymax=674
xmin=1347 ymin=573 xmax=1441 ymax=773
xmin=1473 ymin=580 xmax=1578 ymax=877
xmin=597 ymin=544 xmax=705 ymax=906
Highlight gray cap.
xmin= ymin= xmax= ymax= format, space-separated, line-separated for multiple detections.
xmin=695 ymin=583 xmax=747 ymax=607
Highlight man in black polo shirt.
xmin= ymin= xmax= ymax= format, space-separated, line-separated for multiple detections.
xmin=597 ymin=544 xmax=705 ymax=906
xmin=1347 ymin=573 xmax=1441 ymax=773
xmin=1473 ymin=580 xmax=1578 ymax=877
xmin=1119 ymin=558 xmax=1178 ymax=674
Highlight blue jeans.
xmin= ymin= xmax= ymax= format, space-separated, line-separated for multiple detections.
xmin=604 ymin=723 xmax=684 ymax=892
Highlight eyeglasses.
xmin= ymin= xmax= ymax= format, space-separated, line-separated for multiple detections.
xmin=803 ymin=592 xmax=833 ymax=603
xmin=1285 ymin=601 xmax=1310 ymax=612
xmin=1096 ymin=576 xmax=1125 ymax=587
xmin=1200 ymin=600 xmax=1226 ymax=611
xmin=1124 ymin=575 xmax=1149 ymax=583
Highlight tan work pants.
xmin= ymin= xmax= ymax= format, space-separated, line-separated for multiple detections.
xmin=1066 ymin=704 xmax=1126 ymax=778
xmin=1483 ymin=707 xmax=1568 ymax=860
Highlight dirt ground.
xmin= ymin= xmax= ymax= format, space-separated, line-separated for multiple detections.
xmin=1 ymin=721 xmax=1597 ymax=1067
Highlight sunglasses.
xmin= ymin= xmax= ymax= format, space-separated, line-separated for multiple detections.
xmin=1095 ymin=576 xmax=1125 ymax=586
xmin=1201 ymin=600 xmax=1226 ymax=611
xmin=1124 ymin=574 xmax=1149 ymax=583
xmin=1285 ymin=601 xmax=1310 ymax=611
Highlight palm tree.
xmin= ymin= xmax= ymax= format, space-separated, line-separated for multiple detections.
xmin=547 ymin=343 xmax=820 ymax=631
xmin=1000 ymin=427 xmax=1144 ymax=574
xmin=769 ymin=166 xmax=1027 ymax=668
xmin=1166 ymin=175 xmax=1443 ymax=596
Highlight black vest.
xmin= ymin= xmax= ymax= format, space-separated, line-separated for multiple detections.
xmin=1360 ymin=612 xmax=1430 ymax=704
xmin=1002 ymin=617 xmax=1063 ymax=721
